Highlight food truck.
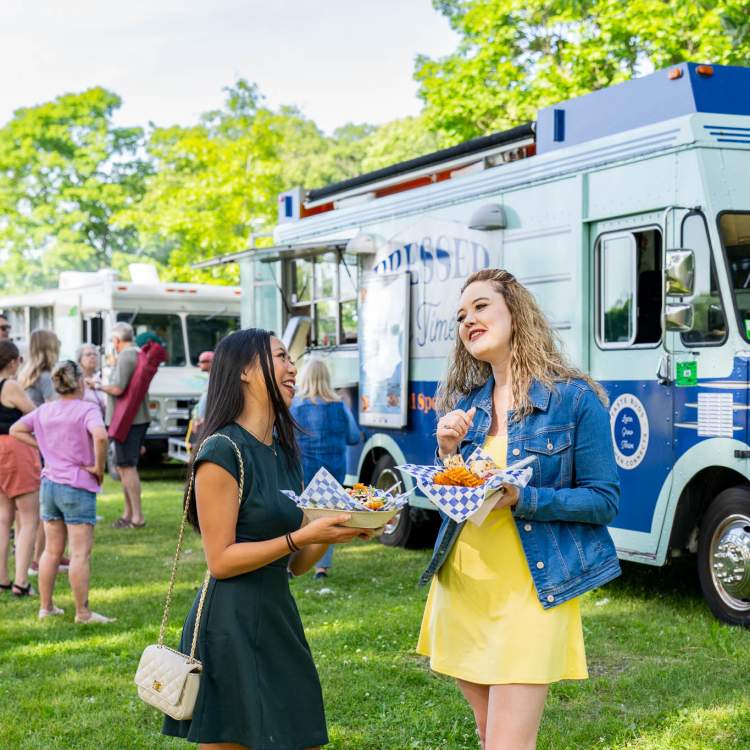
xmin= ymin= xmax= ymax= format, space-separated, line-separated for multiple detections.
xmin=201 ymin=63 xmax=750 ymax=624
xmin=0 ymin=264 xmax=241 ymax=458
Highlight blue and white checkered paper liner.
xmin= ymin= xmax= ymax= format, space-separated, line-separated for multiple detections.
xmin=280 ymin=467 xmax=412 ymax=512
xmin=398 ymin=448 xmax=533 ymax=523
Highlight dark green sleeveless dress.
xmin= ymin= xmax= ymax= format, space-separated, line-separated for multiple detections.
xmin=162 ymin=424 xmax=328 ymax=749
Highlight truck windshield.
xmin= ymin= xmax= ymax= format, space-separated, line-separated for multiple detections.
xmin=718 ymin=213 xmax=750 ymax=341
xmin=116 ymin=312 xmax=186 ymax=366
xmin=186 ymin=315 xmax=239 ymax=365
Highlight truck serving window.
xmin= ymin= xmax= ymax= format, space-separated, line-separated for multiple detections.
xmin=30 ymin=306 xmax=54 ymax=331
xmin=186 ymin=315 xmax=239 ymax=365
xmin=718 ymin=212 xmax=750 ymax=341
xmin=596 ymin=229 xmax=662 ymax=348
xmin=288 ymin=252 xmax=358 ymax=347
xmin=117 ymin=312 xmax=186 ymax=366
xmin=681 ymin=212 xmax=726 ymax=346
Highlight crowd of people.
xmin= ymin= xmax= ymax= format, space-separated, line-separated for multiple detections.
xmin=0 ymin=316 xmax=160 ymax=622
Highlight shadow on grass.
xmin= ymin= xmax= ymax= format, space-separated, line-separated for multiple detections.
xmin=613 ymin=557 xmax=702 ymax=600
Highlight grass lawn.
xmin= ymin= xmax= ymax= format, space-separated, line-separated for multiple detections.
xmin=1 ymin=469 xmax=749 ymax=749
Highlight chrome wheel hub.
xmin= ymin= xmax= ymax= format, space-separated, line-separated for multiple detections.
xmin=382 ymin=510 xmax=402 ymax=536
xmin=710 ymin=513 xmax=750 ymax=610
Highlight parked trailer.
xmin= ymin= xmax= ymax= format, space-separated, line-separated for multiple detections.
xmin=0 ymin=265 xmax=241 ymax=458
xmin=202 ymin=63 xmax=750 ymax=625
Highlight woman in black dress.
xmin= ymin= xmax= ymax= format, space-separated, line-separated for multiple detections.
xmin=163 ymin=329 xmax=371 ymax=750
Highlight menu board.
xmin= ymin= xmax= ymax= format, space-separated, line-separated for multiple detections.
xmin=358 ymin=272 xmax=410 ymax=428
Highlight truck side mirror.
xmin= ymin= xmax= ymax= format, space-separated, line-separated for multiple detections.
xmin=665 ymin=249 xmax=695 ymax=296
xmin=664 ymin=303 xmax=694 ymax=332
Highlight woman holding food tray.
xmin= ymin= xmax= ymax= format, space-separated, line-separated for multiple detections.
xmin=416 ymin=269 xmax=621 ymax=750
xmin=162 ymin=328 xmax=374 ymax=750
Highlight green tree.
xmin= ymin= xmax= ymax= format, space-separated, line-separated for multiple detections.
xmin=416 ymin=0 xmax=750 ymax=143
xmin=359 ymin=115 xmax=442 ymax=172
xmin=118 ymin=81 xmax=374 ymax=283
xmin=0 ymin=87 xmax=150 ymax=291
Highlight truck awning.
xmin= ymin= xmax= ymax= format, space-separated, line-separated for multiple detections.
xmin=192 ymin=239 xmax=351 ymax=269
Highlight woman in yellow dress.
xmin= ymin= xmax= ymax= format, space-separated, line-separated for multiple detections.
xmin=417 ymin=269 xmax=621 ymax=749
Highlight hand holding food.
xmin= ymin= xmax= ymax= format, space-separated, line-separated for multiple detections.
xmin=281 ymin=468 xmax=412 ymax=531
xmin=296 ymin=514 xmax=363 ymax=545
xmin=437 ymin=406 xmax=476 ymax=458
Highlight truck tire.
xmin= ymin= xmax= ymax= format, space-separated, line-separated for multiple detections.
xmin=372 ymin=454 xmax=437 ymax=548
xmin=697 ymin=486 xmax=750 ymax=627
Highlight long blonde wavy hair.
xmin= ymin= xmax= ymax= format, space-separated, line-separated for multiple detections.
xmin=18 ymin=329 xmax=60 ymax=390
xmin=296 ymin=358 xmax=341 ymax=403
xmin=435 ymin=269 xmax=608 ymax=418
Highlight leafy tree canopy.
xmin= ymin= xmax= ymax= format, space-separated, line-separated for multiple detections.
xmin=416 ymin=0 xmax=750 ymax=142
xmin=116 ymin=81 xmax=373 ymax=283
xmin=6 ymin=2 xmax=750 ymax=290
xmin=119 ymin=83 xmax=441 ymax=283
xmin=0 ymin=87 xmax=150 ymax=290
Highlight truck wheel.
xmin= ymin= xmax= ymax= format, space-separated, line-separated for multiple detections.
xmin=372 ymin=455 xmax=410 ymax=547
xmin=697 ymin=487 xmax=750 ymax=627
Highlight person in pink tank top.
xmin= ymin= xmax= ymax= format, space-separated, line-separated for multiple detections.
xmin=11 ymin=360 xmax=114 ymax=623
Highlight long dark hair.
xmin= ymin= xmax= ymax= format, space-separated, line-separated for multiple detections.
xmin=186 ymin=328 xmax=299 ymax=532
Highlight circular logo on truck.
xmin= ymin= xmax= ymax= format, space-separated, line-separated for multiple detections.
xmin=610 ymin=394 xmax=649 ymax=470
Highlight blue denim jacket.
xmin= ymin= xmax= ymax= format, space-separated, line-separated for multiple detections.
xmin=290 ymin=397 xmax=360 ymax=484
xmin=420 ymin=377 xmax=621 ymax=609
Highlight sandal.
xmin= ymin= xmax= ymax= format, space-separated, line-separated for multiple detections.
xmin=0 ymin=582 xmax=11 ymax=593
xmin=111 ymin=517 xmax=132 ymax=529
xmin=39 ymin=606 xmax=65 ymax=619
xmin=11 ymin=582 xmax=36 ymax=597
xmin=75 ymin=611 xmax=116 ymax=624
xmin=130 ymin=521 xmax=146 ymax=529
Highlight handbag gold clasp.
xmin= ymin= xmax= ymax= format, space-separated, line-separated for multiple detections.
xmin=153 ymin=680 xmax=163 ymax=692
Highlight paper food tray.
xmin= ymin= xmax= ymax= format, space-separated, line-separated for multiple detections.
xmin=398 ymin=448 xmax=533 ymax=525
xmin=280 ymin=467 xmax=414 ymax=528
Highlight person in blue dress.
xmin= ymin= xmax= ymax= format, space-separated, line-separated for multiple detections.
xmin=291 ymin=358 xmax=361 ymax=579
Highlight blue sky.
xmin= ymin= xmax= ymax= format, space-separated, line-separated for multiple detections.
xmin=0 ymin=0 xmax=458 ymax=132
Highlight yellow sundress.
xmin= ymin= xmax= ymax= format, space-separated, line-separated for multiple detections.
xmin=416 ymin=435 xmax=588 ymax=684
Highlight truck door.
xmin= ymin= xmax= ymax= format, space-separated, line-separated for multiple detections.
xmin=663 ymin=210 xmax=740 ymax=542
xmin=588 ymin=220 xmax=673 ymax=561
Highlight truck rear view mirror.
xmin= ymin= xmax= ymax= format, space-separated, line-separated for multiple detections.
xmin=664 ymin=303 xmax=694 ymax=332
xmin=665 ymin=249 xmax=695 ymax=296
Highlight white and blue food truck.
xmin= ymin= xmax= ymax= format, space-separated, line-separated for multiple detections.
xmin=203 ymin=63 xmax=750 ymax=624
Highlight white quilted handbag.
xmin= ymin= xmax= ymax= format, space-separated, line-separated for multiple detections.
xmin=134 ymin=434 xmax=244 ymax=721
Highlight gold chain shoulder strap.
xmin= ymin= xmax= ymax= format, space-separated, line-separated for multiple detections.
xmin=157 ymin=432 xmax=245 ymax=661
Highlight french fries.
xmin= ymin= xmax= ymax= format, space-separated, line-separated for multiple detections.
xmin=433 ymin=454 xmax=500 ymax=487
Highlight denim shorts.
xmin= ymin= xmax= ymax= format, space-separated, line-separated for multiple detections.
xmin=40 ymin=478 xmax=97 ymax=525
